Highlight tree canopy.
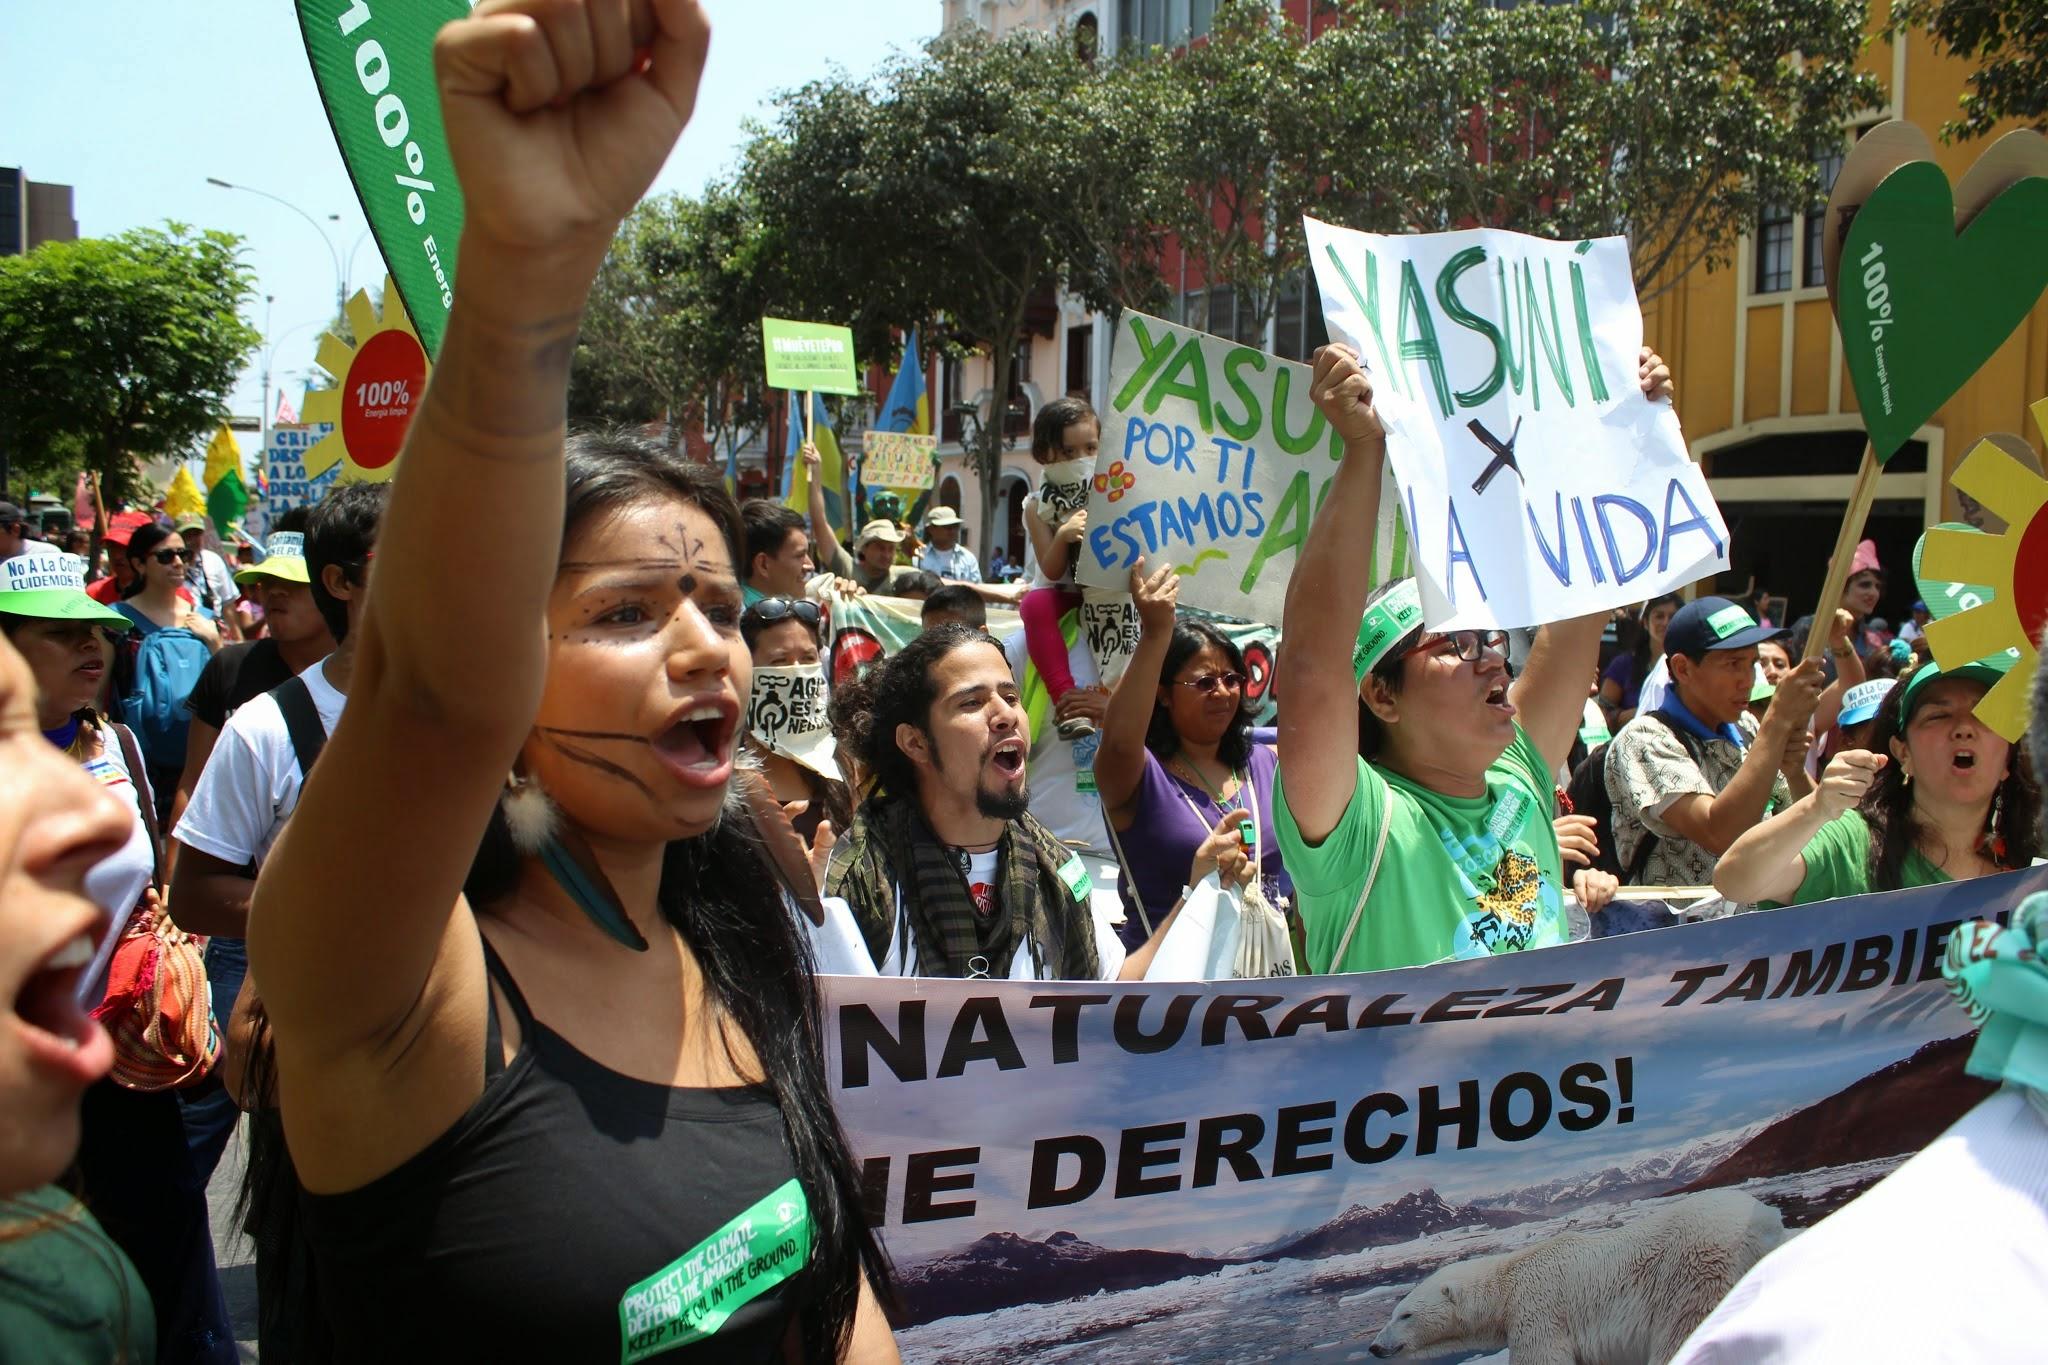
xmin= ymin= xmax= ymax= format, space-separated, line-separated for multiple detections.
xmin=0 ymin=225 xmax=259 ymax=506
xmin=1891 ymin=0 xmax=2047 ymax=140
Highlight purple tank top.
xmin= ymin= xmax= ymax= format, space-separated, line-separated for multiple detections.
xmin=1113 ymin=743 xmax=1290 ymax=945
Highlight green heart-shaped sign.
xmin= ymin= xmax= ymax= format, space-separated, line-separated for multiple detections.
xmin=1837 ymin=161 xmax=2048 ymax=463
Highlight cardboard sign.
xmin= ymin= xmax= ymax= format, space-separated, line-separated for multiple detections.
xmin=297 ymin=0 xmax=468 ymax=358
xmin=1075 ymin=311 xmax=1409 ymax=623
xmin=1836 ymin=156 xmax=2048 ymax=463
xmin=761 ymin=317 xmax=860 ymax=396
xmin=747 ymin=665 xmax=830 ymax=751
xmin=1915 ymin=397 xmax=2048 ymax=741
xmin=862 ymin=431 xmax=938 ymax=490
xmin=1305 ymin=218 xmax=1728 ymax=630
xmin=263 ymin=424 xmax=341 ymax=515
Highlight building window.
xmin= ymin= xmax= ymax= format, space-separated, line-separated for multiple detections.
xmin=1119 ymin=0 xmax=1169 ymax=47
xmin=1191 ymin=0 xmax=1217 ymax=39
xmin=1753 ymin=201 xmax=1794 ymax=294
xmin=1273 ymin=270 xmax=1330 ymax=361
xmin=940 ymin=353 xmax=964 ymax=444
xmin=1074 ymin=11 xmax=1099 ymax=61
xmin=1065 ymin=321 xmax=1094 ymax=398
xmin=1802 ymin=141 xmax=1847 ymax=289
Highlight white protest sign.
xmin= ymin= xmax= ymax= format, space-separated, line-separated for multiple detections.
xmin=1076 ymin=311 xmax=1408 ymax=623
xmin=1304 ymin=218 xmax=1729 ymax=630
xmin=862 ymin=431 xmax=938 ymax=490
xmin=265 ymin=423 xmax=340 ymax=516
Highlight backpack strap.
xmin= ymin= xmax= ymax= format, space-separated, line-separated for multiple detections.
xmin=110 ymin=720 xmax=164 ymax=887
xmin=1330 ymin=777 xmax=1397 ymax=972
xmin=271 ymin=676 xmax=327 ymax=779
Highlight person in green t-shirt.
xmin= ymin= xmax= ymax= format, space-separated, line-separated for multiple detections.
xmin=1273 ymin=342 xmax=1675 ymax=974
xmin=1715 ymin=655 xmax=2040 ymax=907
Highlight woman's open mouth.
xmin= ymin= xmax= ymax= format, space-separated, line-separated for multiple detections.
xmin=1485 ymin=683 xmax=1516 ymax=717
xmin=1952 ymin=749 xmax=1978 ymax=773
xmin=652 ymin=700 xmax=740 ymax=790
xmin=13 ymin=919 xmax=113 ymax=1087
xmin=989 ymin=738 xmax=1027 ymax=782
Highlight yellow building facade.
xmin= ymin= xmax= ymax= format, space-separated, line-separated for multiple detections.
xmin=1641 ymin=14 xmax=2048 ymax=620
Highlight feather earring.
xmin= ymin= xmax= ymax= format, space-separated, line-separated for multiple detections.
xmin=499 ymin=772 xmax=649 ymax=952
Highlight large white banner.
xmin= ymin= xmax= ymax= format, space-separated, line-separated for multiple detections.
xmin=827 ymin=870 xmax=2037 ymax=1360
xmin=1076 ymin=311 xmax=1407 ymax=624
xmin=1304 ymin=219 xmax=1729 ymax=630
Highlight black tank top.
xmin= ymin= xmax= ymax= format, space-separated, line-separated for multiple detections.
xmin=300 ymin=938 xmax=814 ymax=1362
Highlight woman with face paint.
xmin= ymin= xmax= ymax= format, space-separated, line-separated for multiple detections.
xmin=245 ymin=6 xmax=896 ymax=1360
xmin=1713 ymin=657 xmax=2040 ymax=906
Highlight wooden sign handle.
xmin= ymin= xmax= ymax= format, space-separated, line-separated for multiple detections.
xmin=1802 ymin=442 xmax=1882 ymax=660
xmin=801 ymin=390 xmax=814 ymax=447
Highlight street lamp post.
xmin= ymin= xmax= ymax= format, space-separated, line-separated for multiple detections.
xmin=205 ymin=177 xmax=347 ymax=318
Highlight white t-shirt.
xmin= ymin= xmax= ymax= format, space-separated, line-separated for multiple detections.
xmin=173 ymin=657 xmax=346 ymax=867
xmin=76 ymin=728 xmax=159 ymax=1007
xmin=836 ymin=886 xmax=1128 ymax=981
xmin=1001 ymin=628 xmax=1114 ymax=866
xmin=1673 ymin=1087 xmax=2048 ymax=1363
xmin=1636 ymin=654 xmax=1671 ymax=715
xmin=9 ymin=536 xmax=58 ymax=561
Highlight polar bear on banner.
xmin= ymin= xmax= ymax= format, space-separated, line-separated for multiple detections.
xmin=1367 ymin=1191 xmax=1785 ymax=1365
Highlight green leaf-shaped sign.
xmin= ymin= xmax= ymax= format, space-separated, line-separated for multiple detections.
xmin=298 ymin=0 xmax=469 ymax=358
xmin=1837 ymin=161 xmax=2048 ymax=464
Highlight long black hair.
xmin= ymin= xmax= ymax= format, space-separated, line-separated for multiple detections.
xmin=245 ymin=430 xmax=891 ymax=1359
xmin=1146 ymin=620 xmax=1256 ymax=770
xmin=1626 ymin=594 xmax=1681 ymax=690
xmin=120 ymin=522 xmax=176 ymax=599
xmin=1859 ymin=664 xmax=2041 ymax=891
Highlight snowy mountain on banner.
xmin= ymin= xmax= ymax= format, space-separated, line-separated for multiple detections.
xmin=1467 ymin=1124 xmax=1764 ymax=1218
xmin=894 ymin=1230 xmax=1227 ymax=1326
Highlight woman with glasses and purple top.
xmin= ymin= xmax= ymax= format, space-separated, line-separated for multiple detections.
xmin=1093 ymin=559 xmax=1292 ymax=945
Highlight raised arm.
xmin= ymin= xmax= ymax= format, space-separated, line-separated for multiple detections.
xmin=1510 ymin=614 xmax=1606 ymax=777
xmin=1659 ymin=658 xmax=1825 ymax=857
xmin=1810 ymin=609 xmax=1864 ymax=737
xmin=802 ymin=441 xmax=848 ymax=571
xmin=1714 ymin=750 xmax=1885 ymax=904
xmin=251 ymin=1 xmax=711 ymax=1061
xmin=1277 ymin=346 xmax=1387 ymax=845
xmin=1096 ymin=560 xmax=1178 ymax=817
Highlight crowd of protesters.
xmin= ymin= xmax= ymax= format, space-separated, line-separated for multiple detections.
xmin=1 ymin=2 xmax=2043 ymax=1359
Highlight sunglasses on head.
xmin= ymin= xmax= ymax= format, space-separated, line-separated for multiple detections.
xmin=745 ymin=597 xmax=823 ymax=629
xmin=150 ymin=547 xmax=193 ymax=565
xmin=1405 ymin=629 xmax=1509 ymax=663
xmin=1172 ymin=671 xmax=1247 ymax=695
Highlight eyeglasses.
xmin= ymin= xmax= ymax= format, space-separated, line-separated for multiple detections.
xmin=150 ymin=548 xmax=193 ymax=565
xmin=744 ymin=596 xmax=823 ymax=629
xmin=1405 ymin=629 xmax=1509 ymax=663
xmin=1172 ymin=671 xmax=1247 ymax=695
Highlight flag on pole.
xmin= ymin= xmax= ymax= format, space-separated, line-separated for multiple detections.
xmin=865 ymin=328 xmax=936 ymax=524
xmin=201 ymin=423 xmax=250 ymax=533
xmin=783 ymin=392 xmax=848 ymax=533
xmin=164 ymin=466 xmax=208 ymax=525
xmin=276 ymin=390 xmax=300 ymax=426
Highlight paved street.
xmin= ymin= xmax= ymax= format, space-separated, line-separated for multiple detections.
xmin=204 ymin=1119 xmax=260 ymax=1362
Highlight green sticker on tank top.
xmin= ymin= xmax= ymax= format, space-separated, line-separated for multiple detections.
xmin=617 ymin=1178 xmax=810 ymax=1363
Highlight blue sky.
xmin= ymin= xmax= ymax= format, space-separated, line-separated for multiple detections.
xmin=0 ymin=1 xmax=939 ymax=439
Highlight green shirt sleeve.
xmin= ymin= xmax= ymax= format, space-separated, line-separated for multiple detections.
xmin=1789 ymin=811 xmax=1873 ymax=906
xmin=1274 ymin=755 xmax=1388 ymax=900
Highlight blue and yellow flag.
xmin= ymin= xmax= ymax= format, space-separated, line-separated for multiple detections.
xmin=782 ymin=391 xmax=848 ymax=533
xmin=863 ymin=328 xmax=934 ymax=524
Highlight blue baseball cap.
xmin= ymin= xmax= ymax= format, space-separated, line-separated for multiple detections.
xmin=1664 ymin=597 xmax=1781 ymax=657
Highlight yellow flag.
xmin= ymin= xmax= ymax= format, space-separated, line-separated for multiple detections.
xmin=164 ymin=466 xmax=207 ymax=524
xmin=201 ymin=423 xmax=241 ymax=491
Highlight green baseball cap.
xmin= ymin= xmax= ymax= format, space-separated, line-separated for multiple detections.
xmin=234 ymin=531 xmax=311 ymax=586
xmin=1353 ymin=578 xmax=1426 ymax=683
xmin=1898 ymin=653 xmax=2015 ymax=720
xmin=0 ymin=552 xmax=132 ymax=628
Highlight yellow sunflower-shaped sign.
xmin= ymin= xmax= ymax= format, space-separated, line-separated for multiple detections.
xmin=303 ymin=277 xmax=430 ymax=483
xmin=1917 ymin=396 xmax=2048 ymax=741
